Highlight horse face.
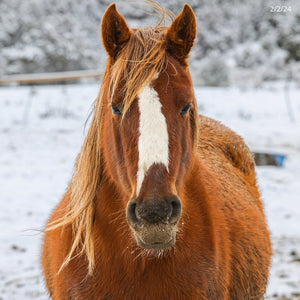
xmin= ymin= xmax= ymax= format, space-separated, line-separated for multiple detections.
xmin=102 ymin=4 xmax=197 ymax=251
xmin=127 ymin=62 xmax=196 ymax=250
xmin=105 ymin=60 xmax=196 ymax=250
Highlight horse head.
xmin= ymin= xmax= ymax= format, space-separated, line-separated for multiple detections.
xmin=101 ymin=3 xmax=197 ymax=251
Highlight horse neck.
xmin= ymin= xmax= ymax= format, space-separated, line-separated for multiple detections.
xmin=93 ymin=176 xmax=131 ymax=249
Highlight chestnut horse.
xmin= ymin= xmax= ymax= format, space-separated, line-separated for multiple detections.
xmin=42 ymin=3 xmax=272 ymax=299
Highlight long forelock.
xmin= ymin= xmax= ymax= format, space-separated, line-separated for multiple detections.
xmin=109 ymin=27 xmax=168 ymax=114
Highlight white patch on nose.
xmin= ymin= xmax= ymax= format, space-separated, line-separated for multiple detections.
xmin=136 ymin=83 xmax=169 ymax=196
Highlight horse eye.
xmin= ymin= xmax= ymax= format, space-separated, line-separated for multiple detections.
xmin=111 ymin=103 xmax=122 ymax=116
xmin=180 ymin=104 xmax=191 ymax=116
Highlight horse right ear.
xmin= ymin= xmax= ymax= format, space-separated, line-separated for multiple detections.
xmin=101 ymin=3 xmax=131 ymax=59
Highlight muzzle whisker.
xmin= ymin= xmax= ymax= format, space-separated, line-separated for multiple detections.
xmin=133 ymin=249 xmax=144 ymax=262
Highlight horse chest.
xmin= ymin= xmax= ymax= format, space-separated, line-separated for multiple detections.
xmin=69 ymin=254 xmax=219 ymax=300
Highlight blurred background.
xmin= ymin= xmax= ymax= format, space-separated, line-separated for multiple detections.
xmin=0 ymin=0 xmax=299 ymax=299
xmin=1 ymin=0 xmax=300 ymax=86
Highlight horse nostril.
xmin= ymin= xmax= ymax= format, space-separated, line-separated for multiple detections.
xmin=127 ymin=196 xmax=182 ymax=226
xmin=127 ymin=201 xmax=139 ymax=226
xmin=168 ymin=196 xmax=182 ymax=224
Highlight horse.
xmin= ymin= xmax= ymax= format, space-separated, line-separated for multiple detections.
xmin=42 ymin=3 xmax=272 ymax=299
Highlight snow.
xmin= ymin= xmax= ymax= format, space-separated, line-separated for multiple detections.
xmin=1 ymin=0 xmax=300 ymax=84
xmin=0 ymin=83 xmax=299 ymax=299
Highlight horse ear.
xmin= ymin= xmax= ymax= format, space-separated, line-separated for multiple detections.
xmin=166 ymin=4 xmax=197 ymax=65
xmin=101 ymin=3 xmax=131 ymax=59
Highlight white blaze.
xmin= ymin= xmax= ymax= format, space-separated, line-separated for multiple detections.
xmin=136 ymin=83 xmax=169 ymax=196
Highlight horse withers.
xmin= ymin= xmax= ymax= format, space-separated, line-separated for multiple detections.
xmin=42 ymin=3 xmax=272 ymax=299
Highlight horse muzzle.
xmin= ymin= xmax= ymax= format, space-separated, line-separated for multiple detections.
xmin=126 ymin=195 xmax=181 ymax=250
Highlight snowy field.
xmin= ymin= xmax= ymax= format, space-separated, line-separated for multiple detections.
xmin=0 ymin=83 xmax=299 ymax=299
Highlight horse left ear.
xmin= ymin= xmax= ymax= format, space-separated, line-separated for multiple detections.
xmin=101 ymin=3 xmax=131 ymax=59
xmin=166 ymin=4 xmax=197 ymax=65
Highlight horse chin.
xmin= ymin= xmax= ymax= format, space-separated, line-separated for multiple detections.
xmin=136 ymin=237 xmax=175 ymax=251
xmin=133 ymin=224 xmax=177 ymax=251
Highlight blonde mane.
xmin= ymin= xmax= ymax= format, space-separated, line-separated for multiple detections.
xmin=46 ymin=18 xmax=178 ymax=275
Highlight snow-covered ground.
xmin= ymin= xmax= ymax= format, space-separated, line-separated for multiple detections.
xmin=0 ymin=83 xmax=299 ymax=299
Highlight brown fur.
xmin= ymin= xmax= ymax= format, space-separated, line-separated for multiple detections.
xmin=101 ymin=4 xmax=131 ymax=59
xmin=167 ymin=4 xmax=197 ymax=65
xmin=42 ymin=3 xmax=271 ymax=299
